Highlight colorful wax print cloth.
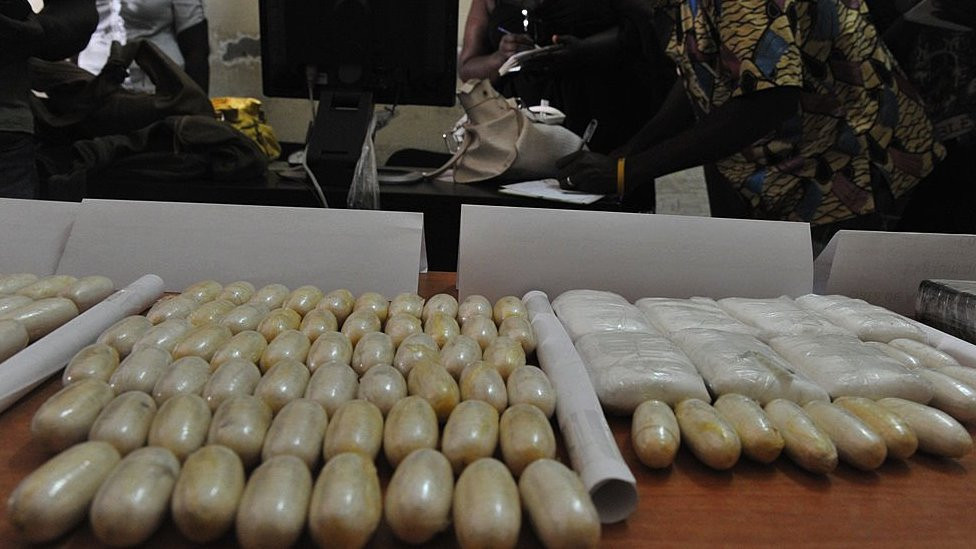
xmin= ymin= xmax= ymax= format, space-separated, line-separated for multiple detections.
xmin=660 ymin=0 xmax=945 ymax=224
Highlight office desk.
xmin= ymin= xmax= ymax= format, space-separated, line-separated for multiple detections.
xmin=84 ymin=173 xmax=621 ymax=271
xmin=2 ymin=272 xmax=975 ymax=548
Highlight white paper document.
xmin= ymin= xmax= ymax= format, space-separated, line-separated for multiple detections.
xmin=0 ymin=198 xmax=79 ymax=275
xmin=524 ymin=290 xmax=637 ymax=524
xmin=814 ymin=230 xmax=976 ymax=316
xmin=499 ymin=179 xmax=605 ymax=205
xmin=458 ymin=205 xmax=813 ymax=302
xmin=56 ymin=199 xmax=425 ymax=296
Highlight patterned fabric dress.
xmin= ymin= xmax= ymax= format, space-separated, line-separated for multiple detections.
xmin=658 ymin=0 xmax=945 ymax=224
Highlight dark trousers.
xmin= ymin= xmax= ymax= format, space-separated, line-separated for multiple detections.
xmin=0 ymin=131 xmax=38 ymax=199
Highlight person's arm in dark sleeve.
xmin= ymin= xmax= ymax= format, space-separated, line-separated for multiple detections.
xmin=626 ymin=86 xmax=799 ymax=184
xmin=177 ymin=19 xmax=210 ymax=92
xmin=33 ymin=0 xmax=98 ymax=60
xmin=616 ymin=79 xmax=695 ymax=156
xmin=557 ymin=86 xmax=800 ymax=194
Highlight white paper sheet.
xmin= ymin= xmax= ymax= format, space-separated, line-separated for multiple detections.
xmin=459 ymin=205 xmax=813 ymax=302
xmin=0 ymin=198 xmax=79 ymax=276
xmin=56 ymin=199 xmax=425 ymax=296
xmin=499 ymin=179 xmax=605 ymax=205
xmin=524 ymin=290 xmax=637 ymax=524
xmin=0 ymin=274 xmax=164 ymax=414
xmin=814 ymin=230 xmax=976 ymax=316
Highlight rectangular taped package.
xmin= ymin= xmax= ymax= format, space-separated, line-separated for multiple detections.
xmin=670 ymin=328 xmax=829 ymax=405
xmin=795 ymin=294 xmax=927 ymax=343
xmin=552 ymin=289 xmax=657 ymax=341
xmin=574 ymin=331 xmax=710 ymax=414
xmin=768 ymin=333 xmax=934 ymax=402
xmin=916 ymin=279 xmax=976 ymax=345
xmin=717 ymin=296 xmax=853 ymax=341
xmin=636 ymin=297 xmax=758 ymax=337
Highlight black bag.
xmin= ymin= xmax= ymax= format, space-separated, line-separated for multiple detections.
xmin=29 ymin=40 xmax=267 ymax=199
xmin=29 ymin=40 xmax=215 ymax=143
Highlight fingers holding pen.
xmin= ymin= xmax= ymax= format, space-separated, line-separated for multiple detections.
xmin=497 ymin=32 xmax=535 ymax=57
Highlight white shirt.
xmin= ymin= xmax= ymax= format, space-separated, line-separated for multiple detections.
xmin=78 ymin=0 xmax=206 ymax=92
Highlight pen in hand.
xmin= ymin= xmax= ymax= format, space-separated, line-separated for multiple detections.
xmin=579 ymin=119 xmax=598 ymax=151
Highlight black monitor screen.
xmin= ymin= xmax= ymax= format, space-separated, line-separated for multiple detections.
xmin=259 ymin=0 xmax=458 ymax=107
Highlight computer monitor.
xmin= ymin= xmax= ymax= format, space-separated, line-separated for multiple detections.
xmin=258 ymin=0 xmax=459 ymax=188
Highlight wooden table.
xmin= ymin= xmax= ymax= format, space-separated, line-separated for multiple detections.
xmin=2 ymin=273 xmax=975 ymax=547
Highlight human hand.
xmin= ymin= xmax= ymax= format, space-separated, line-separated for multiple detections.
xmin=556 ymin=150 xmax=617 ymax=194
xmin=496 ymin=32 xmax=535 ymax=60
xmin=516 ymin=35 xmax=581 ymax=73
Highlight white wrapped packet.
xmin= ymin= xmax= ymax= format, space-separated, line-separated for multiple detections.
xmin=794 ymin=294 xmax=927 ymax=343
xmin=552 ymin=290 xmax=657 ymax=341
xmin=670 ymin=329 xmax=829 ymax=405
xmin=768 ymin=334 xmax=934 ymax=403
xmin=717 ymin=296 xmax=852 ymax=340
xmin=574 ymin=331 xmax=710 ymax=414
xmin=635 ymin=297 xmax=758 ymax=337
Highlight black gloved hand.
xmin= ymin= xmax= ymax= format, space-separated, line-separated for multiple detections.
xmin=556 ymin=150 xmax=617 ymax=194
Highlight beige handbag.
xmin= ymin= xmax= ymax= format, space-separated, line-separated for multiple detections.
xmin=425 ymin=79 xmax=583 ymax=183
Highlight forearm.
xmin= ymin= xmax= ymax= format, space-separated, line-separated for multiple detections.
xmin=34 ymin=0 xmax=97 ymax=60
xmin=458 ymin=52 xmax=506 ymax=82
xmin=178 ymin=20 xmax=210 ymax=93
xmin=625 ymin=86 xmax=800 ymax=188
xmin=620 ymin=80 xmax=695 ymax=155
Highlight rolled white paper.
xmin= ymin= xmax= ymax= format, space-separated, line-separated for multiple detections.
xmin=523 ymin=290 xmax=638 ymax=523
xmin=0 ymin=274 xmax=165 ymax=414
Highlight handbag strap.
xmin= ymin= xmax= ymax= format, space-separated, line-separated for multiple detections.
xmin=422 ymin=135 xmax=471 ymax=180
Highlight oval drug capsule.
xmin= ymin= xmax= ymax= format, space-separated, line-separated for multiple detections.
xmin=171 ymin=445 xmax=246 ymax=544
xmin=261 ymin=398 xmax=328 ymax=469
xmin=207 ymin=395 xmax=273 ymax=468
xmin=675 ymin=398 xmax=741 ymax=470
xmin=7 ymin=441 xmax=120 ymax=543
xmin=519 ymin=459 xmax=600 ymax=549
xmin=31 ymin=379 xmax=114 ymax=452
xmin=878 ymin=397 xmax=973 ymax=458
xmin=764 ymin=399 xmax=838 ymax=474
xmin=454 ymin=458 xmax=520 ymax=549
xmin=89 ymin=391 xmax=157 ymax=455
xmin=89 ymin=446 xmax=181 ymax=547
xmin=236 ymin=455 xmax=312 ymax=549
xmin=499 ymin=403 xmax=556 ymax=476
xmin=804 ymin=400 xmax=887 ymax=470
xmin=383 ymin=396 xmax=439 ymax=467
xmin=631 ymin=400 xmax=680 ymax=469
xmin=441 ymin=400 xmax=499 ymax=474
xmin=384 ymin=448 xmax=454 ymax=544
xmin=713 ymin=394 xmax=783 ymax=464
xmin=308 ymin=452 xmax=382 ymax=549
xmin=834 ymin=396 xmax=918 ymax=460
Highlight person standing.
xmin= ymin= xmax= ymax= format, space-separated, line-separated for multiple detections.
xmin=458 ymin=0 xmax=672 ymax=153
xmin=557 ymin=0 xmax=945 ymax=240
xmin=0 ymin=0 xmax=97 ymax=198
xmin=77 ymin=0 xmax=209 ymax=92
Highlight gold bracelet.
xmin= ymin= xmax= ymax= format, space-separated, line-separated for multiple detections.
xmin=616 ymin=157 xmax=626 ymax=196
